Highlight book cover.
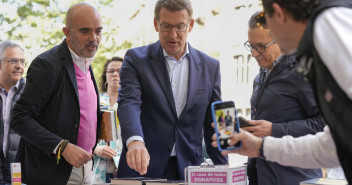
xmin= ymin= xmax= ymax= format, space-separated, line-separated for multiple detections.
xmin=100 ymin=110 xmax=118 ymax=141
xmin=300 ymin=178 xmax=348 ymax=185
xmin=10 ymin=163 xmax=21 ymax=185
xmin=110 ymin=177 xmax=167 ymax=185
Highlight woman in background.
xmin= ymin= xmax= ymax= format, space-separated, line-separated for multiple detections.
xmin=99 ymin=56 xmax=123 ymax=110
xmin=93 ymin=57 xmax=123 ymax=183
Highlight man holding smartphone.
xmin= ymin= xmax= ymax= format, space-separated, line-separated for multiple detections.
xmin=213 ymin=0 xmax=352 ymax=183
xmin=241 ymin=11 xmax=327 ymax=185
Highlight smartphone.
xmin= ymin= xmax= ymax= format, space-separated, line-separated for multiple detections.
xmin=238 ymin=116 xmax=253 ymax=128
xmin=211 ymin=101 xmax=241 ymax=151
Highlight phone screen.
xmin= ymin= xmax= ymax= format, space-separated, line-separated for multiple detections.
xmin=212 ymin=101 xmax=241 ymax=151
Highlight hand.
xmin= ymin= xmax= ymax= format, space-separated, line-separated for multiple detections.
xmin=62 ymin=143 xmax=93 ymax=168
xmin=211 ymin=129 xmax=263 ymax=157
xmin=242 ymin=120 xmax=272 ymax=137
xmin=94 ymin=145 xmax=116 ymax=159
xmin=127 ymin=140 xmax=150 ymax=175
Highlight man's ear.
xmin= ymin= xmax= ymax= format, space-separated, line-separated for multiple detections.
xmin=272 ymin=2 xmax=288 ymax=24
xmin=188 ymin=19 xmax=194 ymax=32
xmin=154 ymin=19 xmax=159 ymax=32
xmin=62 ymin=27 xmax=70 ymax=38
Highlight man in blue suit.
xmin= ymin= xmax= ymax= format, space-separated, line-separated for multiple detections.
xmin=224 ymin=110 xmax=233 ymax=127
xmin=117 ymin=0 xmax=227 ymax=180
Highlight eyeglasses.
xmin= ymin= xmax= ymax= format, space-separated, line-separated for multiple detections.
xmin=0 ymin=58 xmax=26 ymax=66
xmin=106 ymin=69 xmax=120 ymax=74
xmin=159 ymin=22 xmax=188 ymax=32
xmin=244 ymin=40 xmax=275 ymax=54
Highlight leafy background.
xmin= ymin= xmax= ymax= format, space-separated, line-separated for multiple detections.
xmin=1 ymin=0 xmax=262 ymax=121
xmin=0 ymin=0 xmax=159 ymax=89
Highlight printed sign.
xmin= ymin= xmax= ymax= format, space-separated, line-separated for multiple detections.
xmin=232 ymin=170 xmax=246 ymax=183
xmin=188 ymin=170 xmax=228 ymax=185
xmin=186 ymin=165 xmax=247 ymax=185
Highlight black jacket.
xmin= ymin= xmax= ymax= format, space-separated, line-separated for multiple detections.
xmin=0 ymin=78 xmax=26 ymax=183
xmin=249 ymin=55 xmax=326 ymax=185
xmin=296 ymin=0 xmax=352 ymax=183
xmin=10 ymin=40 xmax=101 ymax=185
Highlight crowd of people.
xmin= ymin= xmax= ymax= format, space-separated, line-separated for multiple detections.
xmin=1 ymin=0 xmax=352 ymax=185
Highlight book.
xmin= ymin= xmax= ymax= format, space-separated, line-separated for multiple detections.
xmin=145 ymin=180 xmax=185 ymax=185
xmin=10 ymin=163 xmax=21 ymax=185
xmin=110 ymin=177 xmax=167 ymax=185
xmin=300 ymin=178 xmax=348 ymax=185
xmin=100 ymin=110 xmax=118 ymax=141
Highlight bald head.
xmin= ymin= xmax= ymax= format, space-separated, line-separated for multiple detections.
xmin=63 ymin=2 xmax=103 ymax=58
xmin=65 ymin=2 xmax=100 ymax=28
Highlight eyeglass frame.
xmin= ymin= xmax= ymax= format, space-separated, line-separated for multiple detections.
xmin=0 ymin=58 xmax=26 ymax=66
xmin=159 ymin=22 xmax=189 ymax=32
xmin=106 ymin=69 xmax=120 ymax=75
xmin=244 ymin=40 xmax=275 ymax=54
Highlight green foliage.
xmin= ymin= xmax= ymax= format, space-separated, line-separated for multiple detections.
xmin=100 ymin=0 xmax=114 ymax=6
xmin=0 ymin=0 xmax=137 ymax=87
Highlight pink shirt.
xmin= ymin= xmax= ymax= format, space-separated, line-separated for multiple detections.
xmin=74 ymin=64 xmax=97 ymax=153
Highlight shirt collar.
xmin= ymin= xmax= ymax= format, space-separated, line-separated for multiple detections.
xmin=0 ymin=80 xmax=20 ymax=94
xmin=162 ymin=42 xmax=190 ymax=61
xmin=68 ymin=47 xmax=94 ymax=68
xmin=262 ymin=54 xmax=283 ymax=74
xmin=14 ymin=80 xmax=20 ymax=90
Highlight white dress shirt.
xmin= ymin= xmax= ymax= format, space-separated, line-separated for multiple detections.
xmin=68 ymin=47 xmax=94 ymax=74
xmin=1 ymin=81 xmax=21 ymax=157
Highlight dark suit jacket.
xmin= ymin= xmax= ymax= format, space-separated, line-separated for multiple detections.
xmin=10 ymin=40 xmax=101 ymax=185
xmin=117 ymin=41 xmax=227 ymax=179
xmin=224 ymin=115 xmax=232 ymax=127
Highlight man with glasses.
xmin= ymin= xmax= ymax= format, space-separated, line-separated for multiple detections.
xmin=0 ymin=41 xmax=26 ymax=185
xmin=117 ymin=0 xmax=226 ymax=180
xmin=242 ymin=12 xmax=326 ymax=185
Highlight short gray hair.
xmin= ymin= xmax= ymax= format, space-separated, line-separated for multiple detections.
xmin=154 ymin=0 xmax=193 ymax=21
xmin=0 ymin=40 xmax=24 ymax=62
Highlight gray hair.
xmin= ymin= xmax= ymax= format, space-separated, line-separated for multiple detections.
xmin=0 ymin=40 xmax=24 ymax=62
xmin=154 ymin=0 xmax=193 ymax=21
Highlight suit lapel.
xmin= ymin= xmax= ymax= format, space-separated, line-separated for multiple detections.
xmin=149 ymin=42 xmax=177 ymax=116
xmin=181 ymin=45 xmax=202 ymax=117
xmin=59 ymin=40 xmax=79 ymax=100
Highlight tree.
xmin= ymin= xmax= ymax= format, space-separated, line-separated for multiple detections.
xmin=0 ymin=0 xmax=139 ymax=90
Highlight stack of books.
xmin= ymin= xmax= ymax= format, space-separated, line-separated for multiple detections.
xmin=145 ymin=180 xmax=185 ymax=185
xmin=110 ymin=177 xmax=185 ymax=185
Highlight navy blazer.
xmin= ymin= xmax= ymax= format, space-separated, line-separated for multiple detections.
xmin=11 ymin=40 xmax=101 ymax=185
xmin=117 ymin=41 xmax=227 ymax=179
